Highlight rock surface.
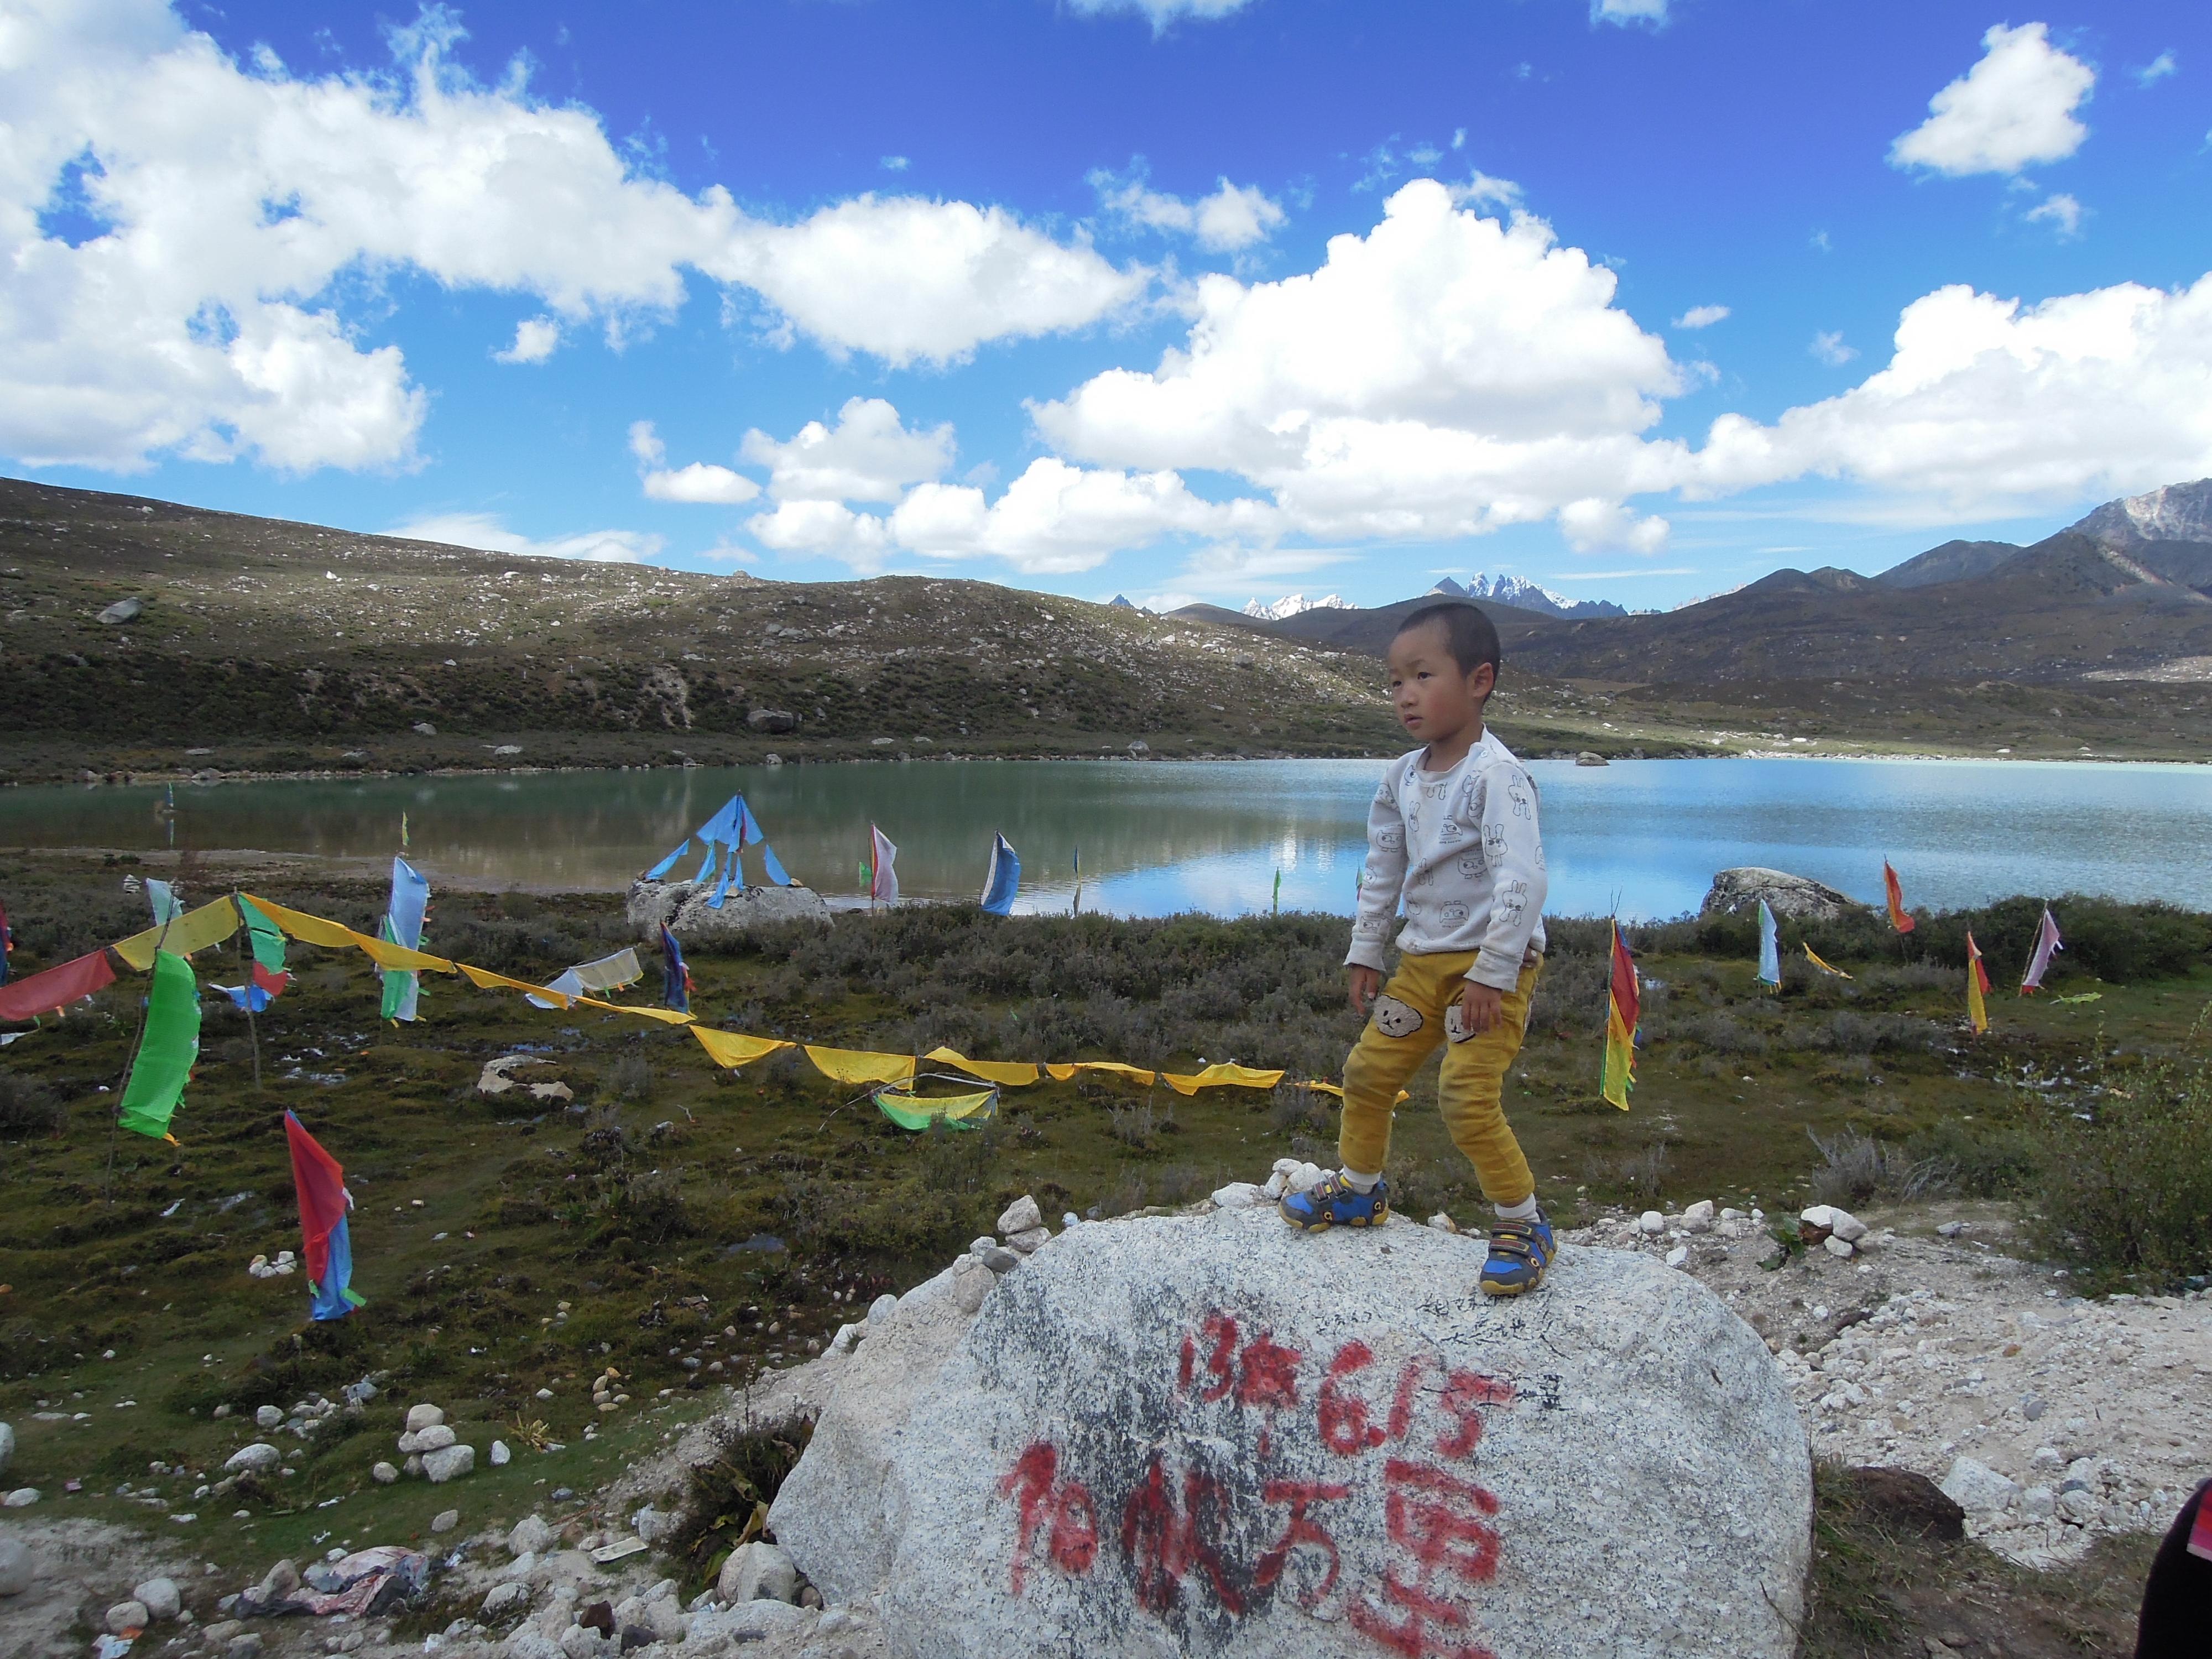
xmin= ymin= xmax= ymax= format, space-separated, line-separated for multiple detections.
xmin=771 ymin=1206 xmax=1810 ymax=1659
xmin=1700 ymin=866 xmax=1861 ymax=921
xmin=627 ymin=878 xmax=830 ymax=940
xmin=0 ymin=1536 xmax=30 ymax=1597
xmin=716 ymin=1540 xmax=799 ymax=1605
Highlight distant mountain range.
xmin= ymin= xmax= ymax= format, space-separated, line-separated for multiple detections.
xmin=1172 ymin=477 xmax=2212 ymax=688
xmin=1430 ymin=572 xmax=1626 ymax=619
xmin=1242 ymin=592 xmax=1354 ymax=620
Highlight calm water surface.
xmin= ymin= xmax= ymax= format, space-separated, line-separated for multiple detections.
xmin=3 ymin=758 xmax=2209 ymax=921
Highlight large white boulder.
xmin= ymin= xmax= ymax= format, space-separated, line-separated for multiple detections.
xmin=770 ymin=1207 xmax=1811 ymax=1659
xmin=628 ymin=878 xmax=829 ymax=941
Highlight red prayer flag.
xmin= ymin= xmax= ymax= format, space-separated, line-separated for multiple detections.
xmin=1882 ymin=862 xmax=1915 ymax=934
xmin=284 ymin=1111 xmax=351 ymax=1291
xmin=0 ymin=948 xmax=117 ymax=1024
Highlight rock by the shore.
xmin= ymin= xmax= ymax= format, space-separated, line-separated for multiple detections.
xmin=626 ymin=878 xmax=830 ymax=940
xmin=1700 ymin=867 xmax=1861 ymax=921
xmin=770 ymin=1206 xmax=1811 ymax=1659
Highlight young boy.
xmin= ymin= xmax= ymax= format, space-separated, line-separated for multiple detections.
xmin=1281 ymin=602 xmax=1554 ymax=1296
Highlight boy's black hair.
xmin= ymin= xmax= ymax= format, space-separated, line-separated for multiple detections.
xmin=1394 ymin=601 xmax=1503 ymax=681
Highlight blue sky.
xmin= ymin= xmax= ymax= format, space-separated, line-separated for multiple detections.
xmin=4 ymin=1 xmax=2208 ymax=612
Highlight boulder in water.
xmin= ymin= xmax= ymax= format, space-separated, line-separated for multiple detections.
xmin=770 ymin=1206 xmax=1811 ymax=1659
xmin=1700 ymin=866 xmax=1860 ymax=921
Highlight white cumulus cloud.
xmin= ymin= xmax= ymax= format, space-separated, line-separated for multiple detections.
xmin=1810 ymin=331 xmax=1858 ymax=367
xmin=391 ymin=510 xmax=664 ymax=564
xmin=890 ymin=458 xmax=1272 ymax=575
xmin=1592 ymin=0 xmax=1668 ymax=26
xmin=1091 ymin=165 xmax=1287 ymax=252
xmin=2024 ymin=191 xmax=2086 ymax=239
xmin=1035 ymin=179 xmax=1684 ymax=552
xmin=738 ymin=397 xmax=954 ymax=503
xmin=628 ymin=421 xmax=760 ymax=505
xmin=1066 ymin=0 xmax=1260 ymax=28
xmin=746 ymin=500 xmax=896 ymax=571
xmin=1890 ymin=23 xmax=2095 ymax=178
xmin=1692 ymin=274 xmax=2212 ymax=512
xmin=0 ymin=0 xmax=1146 ymax=472
xmin=493 ymin=317 xmax=561 ymax=364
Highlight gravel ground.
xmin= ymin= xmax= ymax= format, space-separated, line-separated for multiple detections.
xmin=1556 ymin=1199 xmax=2212 ymax=1569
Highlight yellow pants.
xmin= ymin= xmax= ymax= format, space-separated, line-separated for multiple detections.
xmin=1340 ymin=950 xmax=1541 ymax=1208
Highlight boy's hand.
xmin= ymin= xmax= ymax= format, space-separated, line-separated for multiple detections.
xmin=1347 ymin=965 xmax=1381 ymax=1015
xmin=1458 ymin=980 xmax=1504 ymax=1038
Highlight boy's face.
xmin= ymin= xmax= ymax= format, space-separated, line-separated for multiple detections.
xmin=1386 ymin=620 xmax=1495 ymax=745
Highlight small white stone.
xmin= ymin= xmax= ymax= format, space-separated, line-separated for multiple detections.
xmin=1823 ymin=1235 xmax=1855 ymax=1259
xmin=1209 ymin=1183 xmax=1268 ymax=1210
xmin=1680 ymin=1201 xmax=1715 ymax=1234
xmin=490 ymin=1441 xmax=511 ymax=1467
xmin=716 ymin=1540 xmax=798 ymax=1605
xmin=372 ymin=1461 xmax=398 ymax=1485
xmin=1004 ymin=1225 xmax=1051 ymax=1254
xmin=107 ymin=1600 xmax=150 ymax=1634
xmin=509 ymin=1516 xmax=554 ymax=1557
xmin=1799 ymin=1204 xmax=1835 ymax=1231
xmin=1826 ymin=1208 xmax=1869 ymax=1244
xmin=406 ymin=1404 xmax=446 ymax=1433
xmin=134 ymin=1577 xmax=181 ymax=1621
xmin=415 ymin=1424 xmax=457 ymax=1452
xmin=223 ymin=1443 xmax=281 ymax=1473
xmin=1664 ymin=1246 xmax=1689 ymax=1268
xmin=867 ymin=1292 xmax=898 ymax=1325
xmin=1426 ymin=1213 xmax=1459 ymax=1234
xmin=995 ymin=1195 xmax=1042 ymax=1236
xmin=1638 ymin=1211 xmax=1666 ymax=1236
xmin=422 ymin=1443 xmax=475 ymax=1484
xmin=254 ymin=1405 xmax=284 ymax=1430
xmin=483 ymin=1582 xmax=530 ymax=1621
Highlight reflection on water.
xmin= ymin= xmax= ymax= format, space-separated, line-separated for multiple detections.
xmin=2 ymin=757 xmax=2210 ymax=921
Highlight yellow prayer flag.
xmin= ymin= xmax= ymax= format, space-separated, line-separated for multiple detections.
xmin=1044 ymin=1061 xmax=1157 ymax=1084
xmin=112 ymin=897 xmax=242 ymax=970
xmin=691 ymin=1028 xmax=793 ymax=1070
xmin=1160 ymin=1063 xmax=1287 ymax=1096
xmin=804 ymin=1045 xmax=916 ymax=1086
xmin=459 ymin=963 xmax=573 ymax=1005
xmin=925 ymin=1047 xmax=1042 ymax=1087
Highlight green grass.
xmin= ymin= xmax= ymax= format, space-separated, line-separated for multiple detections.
xmin=1 ymin=855 xmax=2208 ymax=1585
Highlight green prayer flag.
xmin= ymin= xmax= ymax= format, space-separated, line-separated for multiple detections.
xmin=237 ymin=894 xmax=287 ymax=974
xmin=118 ymin=950 xmax=199 ymax=1142
xmin=378 ymin=916 xmax=419 ymax=1022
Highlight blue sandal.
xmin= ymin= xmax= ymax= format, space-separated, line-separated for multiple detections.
xmin=1280 ymin=1171 xmax=1390 ymax=1230
xmin=1478 ymin=1210 xmax=1555 ymax=1296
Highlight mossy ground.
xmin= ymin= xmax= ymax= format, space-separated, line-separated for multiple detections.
xmin=1 ymin=854 xmax=2206 ymax=1643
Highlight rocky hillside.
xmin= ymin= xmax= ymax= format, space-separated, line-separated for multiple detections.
xmin=0 ymin=477 xmax=1438 ymax=776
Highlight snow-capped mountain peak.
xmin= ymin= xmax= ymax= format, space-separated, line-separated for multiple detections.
xmin=1431 ymin=572 xmax=1625 ymax=619
xmin=1243 ymin=592 xmax=1354 ymax=620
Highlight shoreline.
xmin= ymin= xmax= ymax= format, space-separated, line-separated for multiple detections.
xmin=5 ymin=744 xmax=2209 ymax=794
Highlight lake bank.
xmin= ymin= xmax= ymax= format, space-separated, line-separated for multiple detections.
xmin=8 ymin=755 xmax=2212 ymax=918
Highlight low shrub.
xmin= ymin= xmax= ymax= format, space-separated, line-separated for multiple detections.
xmin=0 ymin=1073 xmax=66 ymax=1137
xmin=2026 ymin=1019 xmax=2212 ymax=1290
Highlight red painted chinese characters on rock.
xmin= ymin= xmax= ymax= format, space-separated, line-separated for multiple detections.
xmin=995 ymin=1311 xmax=1517 ymax=1658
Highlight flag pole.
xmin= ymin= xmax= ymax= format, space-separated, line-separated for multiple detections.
xmin=234 ymin=890 xmax=262 ymax=1093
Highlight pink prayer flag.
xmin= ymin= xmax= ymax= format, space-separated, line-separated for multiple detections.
xmin=2020 ymin=907 xmax=2063 ymax=994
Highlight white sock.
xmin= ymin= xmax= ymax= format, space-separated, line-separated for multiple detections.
xmin=1339 ymin=1166 xmax=1381 ymax=1193
xmin=1494 ymin=1195 xmax=1539 ymax=1223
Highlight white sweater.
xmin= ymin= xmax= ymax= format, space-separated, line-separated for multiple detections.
xmin=1345 ymin=732 xmax=1548 ymax=989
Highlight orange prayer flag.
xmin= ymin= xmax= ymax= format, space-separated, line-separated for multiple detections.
xmin=1882 ymin=861 xmax=1916 ymax=935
